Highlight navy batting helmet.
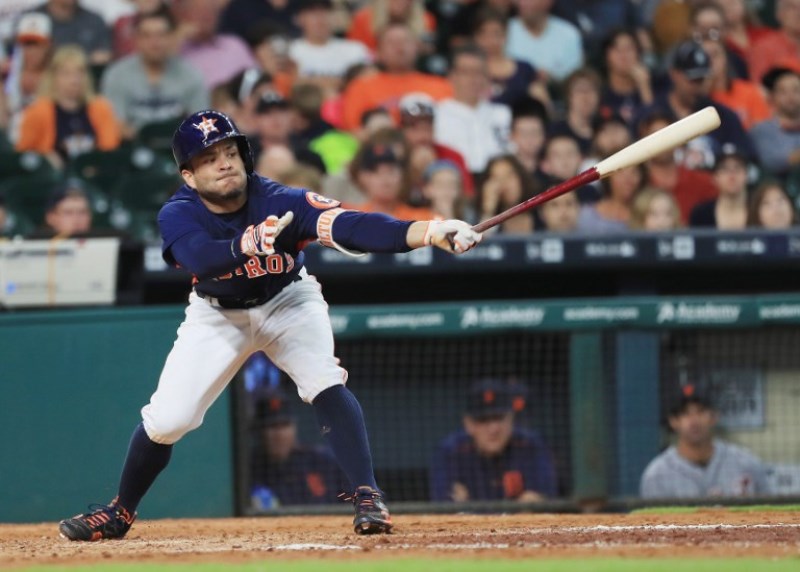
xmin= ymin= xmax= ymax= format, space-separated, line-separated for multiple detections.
xmin=171 ymin=110 xmax=254 ymax=174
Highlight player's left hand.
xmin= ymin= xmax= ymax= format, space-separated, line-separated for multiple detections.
xmin=241 ymin=211 xmax=294 ymax=256
xmin=424 ymin=219 xmax=482 ymax=254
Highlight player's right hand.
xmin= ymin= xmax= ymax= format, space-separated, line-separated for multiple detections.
xmin=423 ymin=219 xmax=482 ymax=254
xmin=241 ymin=211 xmax=294 ymax=256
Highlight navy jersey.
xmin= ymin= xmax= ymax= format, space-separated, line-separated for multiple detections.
xmin=158 ymin=174 xmax=414 ymax=299
xmin=429 ymin=428 xmax=558 ymax=502
xmin=250 ymin=445 xmax=347 ymax=507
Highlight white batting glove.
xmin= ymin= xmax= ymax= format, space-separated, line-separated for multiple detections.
xmin=423 ymin=219 xmax=482 ymax=254
xmin=241 ymin=211 xmax=294 ymax=256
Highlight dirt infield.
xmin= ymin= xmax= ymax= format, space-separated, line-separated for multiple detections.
xmin=2 ymin=510 xmax=799 ymax=568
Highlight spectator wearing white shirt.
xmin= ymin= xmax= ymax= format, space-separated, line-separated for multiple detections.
xmin=289 ymin=0 xmax=370 ymax=96
xmin=505 ymin=0 xmax=583 ymax=82
xmin=434 ymin=46 xmax=511 ymax=175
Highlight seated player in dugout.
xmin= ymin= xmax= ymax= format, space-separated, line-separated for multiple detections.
xmin=640 ymin=385 xmax=771 ymax=499
xmin=249 ymin=384 xmax=347 ymax=509
xmin=58 ymin=109 xmax=481 ymax=541
xmin=429 ymin=380 xmax=558 ymax=503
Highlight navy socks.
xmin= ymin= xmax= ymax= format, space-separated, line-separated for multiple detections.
xmin=313 ymin=385 xmax=378 ymax=491
xmin=117 ymin=422 xmax=172 ymax=513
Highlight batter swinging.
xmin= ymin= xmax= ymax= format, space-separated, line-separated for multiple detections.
xmin=59 ymin=110 xmax=481 ymax=540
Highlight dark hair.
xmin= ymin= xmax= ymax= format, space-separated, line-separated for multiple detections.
xmin=562 ymin=67 xmax=603 ymax=103
xmin=480 ymin=154 xmax=537 ymax=215
xmin=134 ymin=5 xmax=176 ymax=32
xmin=747 ymin=180 xmax=797 ymax=227
xmin=636 ymin=109 xmax=673 ymax=138
xmin=349 ymin=128 xmax=410 ymax=200
xmin=599 ymin=162 xmax=645 ymax=199
xmin=511 ymin=97 xmax=550 ymax=129
xmin=669 ymin=391 xmax=713 ymax=418
xmin=449 ymin=44 xmax=487 ymax=71
xmin=359 ymin=106 xmax=392 ymax=128
xmin=290 ymin=82 xmax=324 ymax=120
xmin=471 ymin=7 xmax=508 ymax=36
xmin=243 ymin=20 xmax=290 ymax=48
xmin=540 ymin=133 xmax=581 ymax=161
xmin=601 ymin=28 xmax=641 ymax=61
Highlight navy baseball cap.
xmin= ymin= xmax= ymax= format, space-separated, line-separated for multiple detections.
xmin=254 ymin=389 xmax=294 ymax=427
xmin=297 ymin=0 xmax=333 ymax=11
xmin=255 ymin=90 xmax=289 ymax=114
xmin=465 ymin=380 xmax=527 ymax=420
xmin=668 ymin=384 xmax=713 ymax=417
xmin=713 ymin=142 xmax=748 ymax=170
xmin=359 ymin=143 xmax=400 ymax=171
xmin=761 ymin=66 xmax=800 ymax=92
xmin=671 ymin=41 xmax=711 ymax=80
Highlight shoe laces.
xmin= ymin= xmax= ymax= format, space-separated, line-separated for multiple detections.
xmin=82 ymin=500 xmax=134 ymax=527
xmin=339 ymin=486 xmax=384 ymax=507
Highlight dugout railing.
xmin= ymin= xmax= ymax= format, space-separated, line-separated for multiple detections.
xmin=233 ymin=294 xmax=800 ymax=516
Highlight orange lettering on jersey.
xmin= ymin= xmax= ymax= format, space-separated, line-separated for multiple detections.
xmin=316 ymin=207 xmax=345 ymax=248
xmin=305 ymin=192 xmax=341 ymax=210
xmin=306 ymin=473 xmax=326 ymax=498
xmin=234 ymin=268 xmax=244 ymax=276
xmin=216 ymin=272 xmax=233 ymax=280
xmin=285 ymin=252 xmax=295 ymax=272
xmin=265 ymin=254 xmax=284 ymax=274
xmin=244 ymin=256 xmax=267 ymax=278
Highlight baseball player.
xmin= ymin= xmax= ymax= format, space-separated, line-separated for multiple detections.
xmin=58 ymin=110 xmax=481 ymax=541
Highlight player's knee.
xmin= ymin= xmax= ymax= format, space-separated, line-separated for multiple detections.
xmin=142 ymin=410 xmax=202 ymax=445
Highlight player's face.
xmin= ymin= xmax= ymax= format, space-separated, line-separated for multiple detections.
xmin=182 ymin=140 xmax=247 ymax=208
xmin=262 ymin=422 xmax=296 ymax=463
xmin=644 ymin=194 xmax=678 ymax=231
xmin=540 ymin=192 xmax=579 ymax=232
xmin=464 ymin=412 xmax=514 ymax=457
xmin=669 ymin=404 xmax=717 ymax=447
xmin=758 ymin=186 xmax=794 ymax=229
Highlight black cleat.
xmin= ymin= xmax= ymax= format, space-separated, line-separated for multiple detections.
xmin=59 ymin=497 xmax=136 ymax=541
xmin=349 ymin=486 xmax=393 ymax=535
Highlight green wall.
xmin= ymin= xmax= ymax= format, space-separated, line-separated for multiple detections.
xmin=0 ymin=307 xmax=234 ymax=523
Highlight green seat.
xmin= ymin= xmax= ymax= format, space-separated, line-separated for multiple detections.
xmin=111 ymin=169 xmax=182 ymax=210
xmin=0 ymin=151 xmax=56 ymax=179
xmin=69 ymin=147 xmax=135 ymax=194
xmin=0 ymin=174 xmax=62 ymax=225
xmin=2 ymin=208 xmax=35 ymax=237
xmin=136 ymin=119 xmax=180 ymax=156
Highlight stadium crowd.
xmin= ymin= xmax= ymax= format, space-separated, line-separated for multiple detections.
xmin=0 ymin=0 xmax=799 ymax=239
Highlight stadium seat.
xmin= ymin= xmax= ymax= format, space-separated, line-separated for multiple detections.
xmin=0 ymin=151 xmax=56 ymax=180
xmin=136 ymin=119 xmax=181 ymax=156
xmin=0 ymin=174 xmax=62 ymax=226
xmin=70 ymin=147 xmax=136 ymax=195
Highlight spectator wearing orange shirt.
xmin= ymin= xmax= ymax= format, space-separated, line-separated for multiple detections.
xmin=16 ymin=45 xmax=121 ymax=169
xmin=703 ymin=37 xmax=770 ymax=130
xmin=349 ymin=141 xmax=435 ymax=221
xmin=347 ymin=0 xmax=436 ymax=53
xmin=748 ymin=0 xmax=800 ymax=82
xmin=341 ymin=22 xmax=453 ymax=131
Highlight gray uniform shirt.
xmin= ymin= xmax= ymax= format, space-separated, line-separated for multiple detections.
xmin=101 ymin=55 xmax=209 ymax=131
xmin=749 ymin=118 xmax=800 ymax=176
xmin=640 ymin=439 xmax=770 ymax=499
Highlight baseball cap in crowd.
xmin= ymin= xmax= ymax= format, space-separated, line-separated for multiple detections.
xmin=16 ymin=13 xmax=51 ymax=44
xmin=592 ymin=112 xmax=628 ymax=133
xmin=668 ymin=384 xmax=714 ymax=417
xmin=254 ymin=388 xmax=294 ymax=427
xmin=255 ymin=90 xmax=290 ymax=114
xmin=45 ymin=178 xmax=89 ymax=213
xmin=713 ymin=142 xmax=748 ymax=170
xmin=297 ymin=0 xmax=333 ymax=11
xmin=671 ymin=41 xmax=711 ymax=80
xmin=423 ymin=159 xmax=461 ymax=184
xmin=761 ymin=66 xmax=800 ymax=92
xmin=465 ymin=379 xmax=527 ymax=420
xmin=399 ymin=93 xmax=436 ymax=125
xmin=359 ymin=142 xmax=400 ymax=171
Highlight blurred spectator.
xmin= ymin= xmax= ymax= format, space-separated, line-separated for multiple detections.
xmin=441 ymin=0 xmax=516 ymax=49
xmin=280 ymin=163 xmax=324 ymax=194
xmin=434 ymin=46 xmax=511 ymax=175
xmin=585 ymin=114 xmax=632 ymax=166
xmin=577 ymin=164 xmax=644 ymax=234
xmin=505 ymin=0 xmax=584 ymax=82
xmin=249 ymin=384 xmax=346 ymax=508
xmin=101 ymin=9 xmax=208 ymax=140
xmin=289 ymin=82 xmax=359 ymax=175
xmin=599 ymin=28 xmax=654 ymax=127
xmin=640 ymin=110 xmax=718 ymax=223
xmin=479 ymin=154 xmax=536 ymax=234
xmin=747 ymin=180 xmax=797 ymax=228
xmin=421 ymin=160 xmax=468 ymax=221
xmin=80 ymin=0 xmax=136 ymax=25
xmin=357 ymin=107 xmax=395 ymax=141
xmin=16 ymin=45 xmax=121 ymax=168
xmin=430 ymin=379 xmax=558 ymax=503
xmin=690 ymin=1 xmax=748 ymax=79
xmin=548 ymin=67 xmax=603 ymax=155
xmin=630 ymin=186 xmax=682 ymax=231
xmin=28 ymin=0 xmax=112 ymax=66
xmin=0 ymin=195 xmax=8 ymax=238
xmin=702 ymin=37 xmax=771 ymax=130
xmin=640 ymin=387 xmax=770 ymax=499
xmin=350 ymin=140 xmax=435 ymax=220
xmin=539 ymin=134 xmax=584 ymax=198
xmin=636 ymin=40 xmax=755 ymax=170
xmin=716 ymin=0 xmax=774 ymax=67
xmin=552 ymin=0 xmax=645 ymax=57
xmin=174 ymin=0 xmax=258 ymax=90
xmin=219 ymin=0 xmax=299 ymax=40
xmin=112 ymin=0 xmax=166 ymax=59
xmin=748 ymin=0 xmax=800 ymax=82
xmin=689 ymin=143 xmax=749 ymax=229
xmin=256 ymin=144 xmax=296 ymax=182
xmin=538 ymin=192 xmax=580 ymax=233
xmin=346 ymin=0 xmax=436 ymax=54
xmin=471 ymin=8 xmax=549 ymax=109
xmin=399 ymin=93 xmax=474 ymax=197
xmin=4 ymin=13 xmax=53 ymax=136
xmin=341 ymin=23 xmax=453 ymax=131
xmin=29 ymin=179 xmax=92 ymax=238
xmin=750 ymin=67 xmax=800 ymax=177
xmin=650 ymin=0 xmax=693 ymax=54
xmin=0 ymin=0 xmax=42 ymax=49
xmin=509 ymin=97 xmax=549 ymax=178
xmin=243 ymin=22 xmax=297 ymax=98
xmin=289 ymin=0 xmax=370 ymax=96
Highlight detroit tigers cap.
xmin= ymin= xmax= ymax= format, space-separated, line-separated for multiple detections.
xmin=465 ymin=380 xmax=527 ymax=420
xmin=16 ymin=12 xmax=52 ymax=44
xmin=254 ymin=389 xmax=294 ymax=427
xmin=358 ymin=142 xmax=401 ymax=171
xmin=671 ymin=41 xmax=711 ymax=80
xmin=399 ymin=93 xmax=435 ymax=124
xmin=668 ymin=384 xmax=713 ymax=417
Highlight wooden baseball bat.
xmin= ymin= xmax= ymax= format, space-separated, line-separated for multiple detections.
xmin=473 ymin=106 xmax=722 ymax=233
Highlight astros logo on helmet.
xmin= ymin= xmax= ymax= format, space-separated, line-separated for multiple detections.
xmin=193 ymin=116 xmax=219 ymax=141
